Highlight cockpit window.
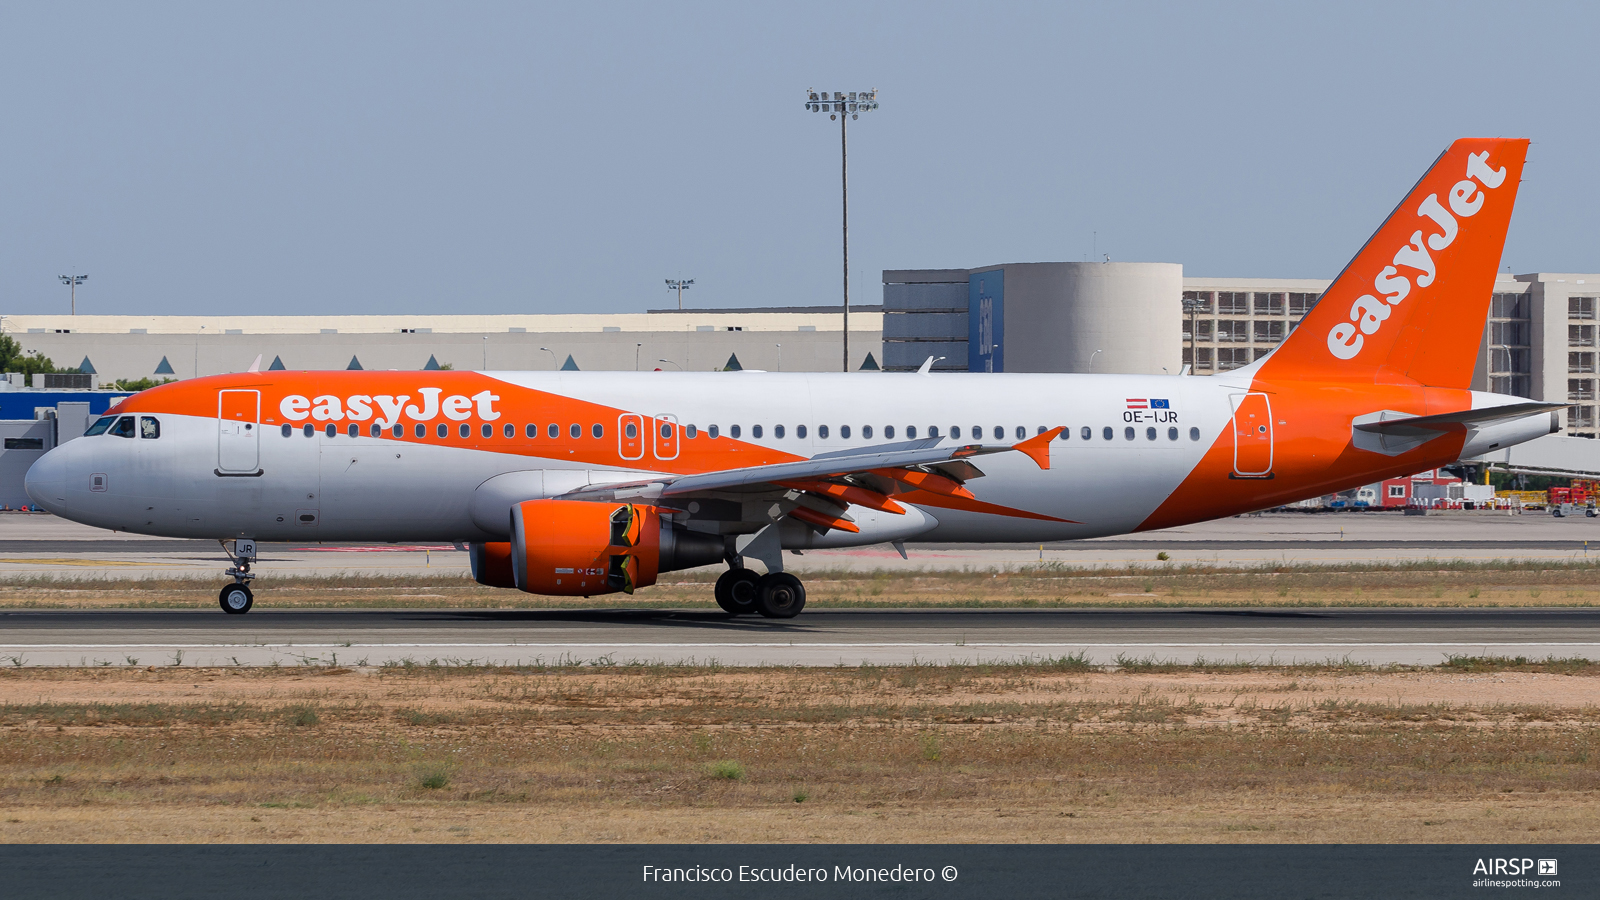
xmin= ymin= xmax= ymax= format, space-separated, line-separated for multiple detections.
xmin=84 ymin=416 xmax=115 ymax=436
xmin=139 ymin=416 xmax=161 ymax=439
xmin=108 ymin=416 xmax=136 ymax=439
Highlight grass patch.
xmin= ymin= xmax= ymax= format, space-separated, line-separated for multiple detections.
xmin=707 ymin=760 xmax=745 ymax=780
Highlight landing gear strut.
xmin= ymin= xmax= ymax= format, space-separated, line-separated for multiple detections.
xmin=715 ymin=566 xmax=806 ymax=619
xmin=218 ymin=539 xmax=257 ymax=615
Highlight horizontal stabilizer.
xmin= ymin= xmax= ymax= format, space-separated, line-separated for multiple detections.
xmin=1354 ymin=401 xmax=1567 ymax=434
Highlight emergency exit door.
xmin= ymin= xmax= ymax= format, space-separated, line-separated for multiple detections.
xmin=1230 ymin=392 xmax=1273 ymax=477
xmin=217 ymin=390 xmax=261 ymax=474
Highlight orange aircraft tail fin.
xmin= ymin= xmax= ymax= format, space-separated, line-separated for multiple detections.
xmin=1256 ymin=138 xmax=1528 ymax=389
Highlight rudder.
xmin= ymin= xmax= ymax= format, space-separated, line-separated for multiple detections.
xmin=1257 ymin=138 xmax=1528 ymax=388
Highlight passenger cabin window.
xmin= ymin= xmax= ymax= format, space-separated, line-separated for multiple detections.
xmin=459 ymin=423 xmax=470 ymax=438
xmin=1102 ymin=427 xmax=1113 ymax=440
xmin=840 ymin=425 xmax=851 ymax=439
xmin=731 ymin=424 xmax=742 ymax=439
xmin=1168 ymin=427 xmax=1178 ymax=440
xmin=483 ymin=424 xmax=494 ymax=438
xmin=970 ymin=426 xmax=981 ymax=440
xmin=437 ymin=423 xmax=449 ymax=438
xmin=109 ymin=416 xmax=136 ymax=438
xmin=392 ymin=424 xmax=403 ymax=438
xmin=796 ymin=424 xmax=806 ymax=439
xmin=993 ymin=426 xmax=1004 ymax=440
xmin=905 ymin=426 xmax=915 ymax=439
xmin=84 ymin=416 xmax=114 ymax=436
xmin=862 ymin=425 xmax=873 ymax=439
xmin=773 ymin=425 xmax=784 ymax=439
xmin=752 ymin=425 xmax=763 ymax=439
xmin=569 ymin=423 xmax=580 ymax=439
xmin=503 ymin=423 xmax=514 ymax=438
xmin=1146 ymin=427 xmax=1156 ymax=440
xmin=1189 ymin=427 xmax=1201 ymax=441
xmin=372 ymin=423 xmax=384 ymax=437
xmin=686 ymin=424 xmax=698 ymax=439
xmin=1058 ymin=427 xmax=1070 ymax=441
xmin=526 ymin=423 xmax=537 ymax=438
xmin=326 ymin=424 xmax=337 ymax=438
xmin=1017 ymin=426 xmax=1027 ymax=439
xmin=281 ymin=423 xmax=292 ymax=437
xmin=1124 ymin=427 xmax=1136 ymax=440
xmin=592 ymin=423 xmax=603 ymax=438
xmin=547 ymin=423 xmax=558 ymax=439
xmin=304 ymin=424 xmax=316 ymax=438
xmin=414 ymin=424 xmax=426 ymax=438
xmin=817 ymin=425 xmax=828 ymax=439
xmin=625 ymin=422 xmax=638 ymax=439
xmin=348 ymin=423 xmax=359 ymax=438
xmin=709 ymin=424 xmax=720 ymax=439
xmin=926 ymin=426 xmax=938 ymax=439
xmin=1081 ymin=426 xmax=1092 ymax=440
xmin=884 ymin=425 xmax=894 ymax=439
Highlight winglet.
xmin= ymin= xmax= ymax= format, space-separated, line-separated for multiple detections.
xmin=1014 ymin=427 xmax=1064 ymax=470
xmin=247 ymin=354 xmax=263 ymax=373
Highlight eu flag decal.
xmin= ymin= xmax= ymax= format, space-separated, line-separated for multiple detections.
xmin=1150 ymin=399 xmax=1170 ymax=409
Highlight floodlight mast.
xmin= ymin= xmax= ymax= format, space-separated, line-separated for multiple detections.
xmin=665 ymin=278 xmax=694 ymax=310
xmin=59 ymin=273 xmax=87 ymax=316
xmin=804 ymin=88 xmax=879 ymax=372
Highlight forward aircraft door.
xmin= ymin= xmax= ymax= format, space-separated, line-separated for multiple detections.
xmin=1230 ymin=392 xmax=1273 ymax=477
xmin=217 ymin=390 xmax=261 ymax=475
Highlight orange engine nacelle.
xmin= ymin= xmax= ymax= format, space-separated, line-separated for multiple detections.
xmin=508 ymin=499 xmax=662 ymax=596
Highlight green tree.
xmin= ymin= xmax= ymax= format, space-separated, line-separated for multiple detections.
xmin=0 ymin=334 xmax=71 ymax=378
xmin=111 ymin=376 xmax=178 ymax=392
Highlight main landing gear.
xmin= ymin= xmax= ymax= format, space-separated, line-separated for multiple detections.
xmin=218 ymin=539 xmax=257 ymax=615
xmin=715 ymin=567 xmax=806 ymax=619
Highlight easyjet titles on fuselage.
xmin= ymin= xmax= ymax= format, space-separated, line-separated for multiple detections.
xmin=278 ymin=388 xmax=502 ymax=426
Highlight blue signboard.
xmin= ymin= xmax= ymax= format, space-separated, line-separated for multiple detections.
xmin=968 ymin=270 xmax=1004 ymax=372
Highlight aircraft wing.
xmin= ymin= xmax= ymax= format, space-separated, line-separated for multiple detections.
xmin=560 ymin=427 xmax=1064 ymax=534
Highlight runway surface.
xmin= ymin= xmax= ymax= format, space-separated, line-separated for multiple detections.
xmin=4 ymin=607 xmax=1596 ymax=667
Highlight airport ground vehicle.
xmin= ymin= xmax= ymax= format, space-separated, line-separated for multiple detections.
xmin=25 ymin=138 xmax=1561 ymax=617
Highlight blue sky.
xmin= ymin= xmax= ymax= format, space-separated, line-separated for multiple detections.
xmin=2 ymin=1 xmax=1596 ymax=316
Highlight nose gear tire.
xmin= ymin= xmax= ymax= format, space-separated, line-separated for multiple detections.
xmin=754 ymin=572 xmax=806 ymax=619
xmin=219 ymin=583 xmax=254 ymax=615
xmin=714 ymin=568 xmax=762 ymax=615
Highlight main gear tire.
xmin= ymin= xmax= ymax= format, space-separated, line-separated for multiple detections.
xmin=754 ymin=572 xmax=806 ymax=619
xmin=714 ymin=568 xmax=761 ymax=615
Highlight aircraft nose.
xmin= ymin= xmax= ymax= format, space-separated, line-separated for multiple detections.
xmin=24 ymin=446 xmax=69 ymax=513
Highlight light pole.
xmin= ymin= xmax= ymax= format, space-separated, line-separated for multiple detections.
xmin=657 ymin=358 xmax=682 ymax=371
xmin=482 ymin=336 xmax=488 ymax=370
xmin=775 ymin=342 xmax=782 ymax=372
xmin=1181 ymin=296 xmax=1206 ymax=374
xmin=635 ymin=343 xmax=642 ymax=371
xmin=59 ymin=273 xmax=87 ymax=316
xmin=665 ymin=279 xmax=693 ymax=310
xmin=539 ymin=346 xmax=558 ymax=369
xmin=804 ymin=88 xmax=879 ymax=372
xmin=1087 ymin=348 xmax=1103 ymax=372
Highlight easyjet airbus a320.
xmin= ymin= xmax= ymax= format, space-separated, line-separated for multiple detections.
xmin=25 ymin=138 xmax=1558 ymax=618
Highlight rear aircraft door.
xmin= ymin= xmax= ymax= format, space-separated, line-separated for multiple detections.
xmin=652 ymin=414 xmax=679 ymax=461
xmin=217 ymin=390 xmax=261 ymax=474
xmin=618 ymin=414 xmax=644 ymax=460
xmin=1230 ymin=392 xmax=1273 ymax=477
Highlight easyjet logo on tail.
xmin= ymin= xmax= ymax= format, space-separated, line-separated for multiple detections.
xmin=279 ymin=388 xmax=501 ymax=425
xmin=1326 ymin=151 xmax=1508 ymax=361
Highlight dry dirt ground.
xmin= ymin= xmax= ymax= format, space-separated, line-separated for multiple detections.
xmin=1 ymin=660 xmax=1596 ymax=843
xmin=3 ymin=560 xmax=1600 ymax=609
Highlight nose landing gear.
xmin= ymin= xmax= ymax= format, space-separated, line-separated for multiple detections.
xmin=218 ymin=539 xmax=257 ymax=615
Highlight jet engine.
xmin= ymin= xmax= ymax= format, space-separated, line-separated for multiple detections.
xmin=481 ymin=499 xmax=722 ymax=597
